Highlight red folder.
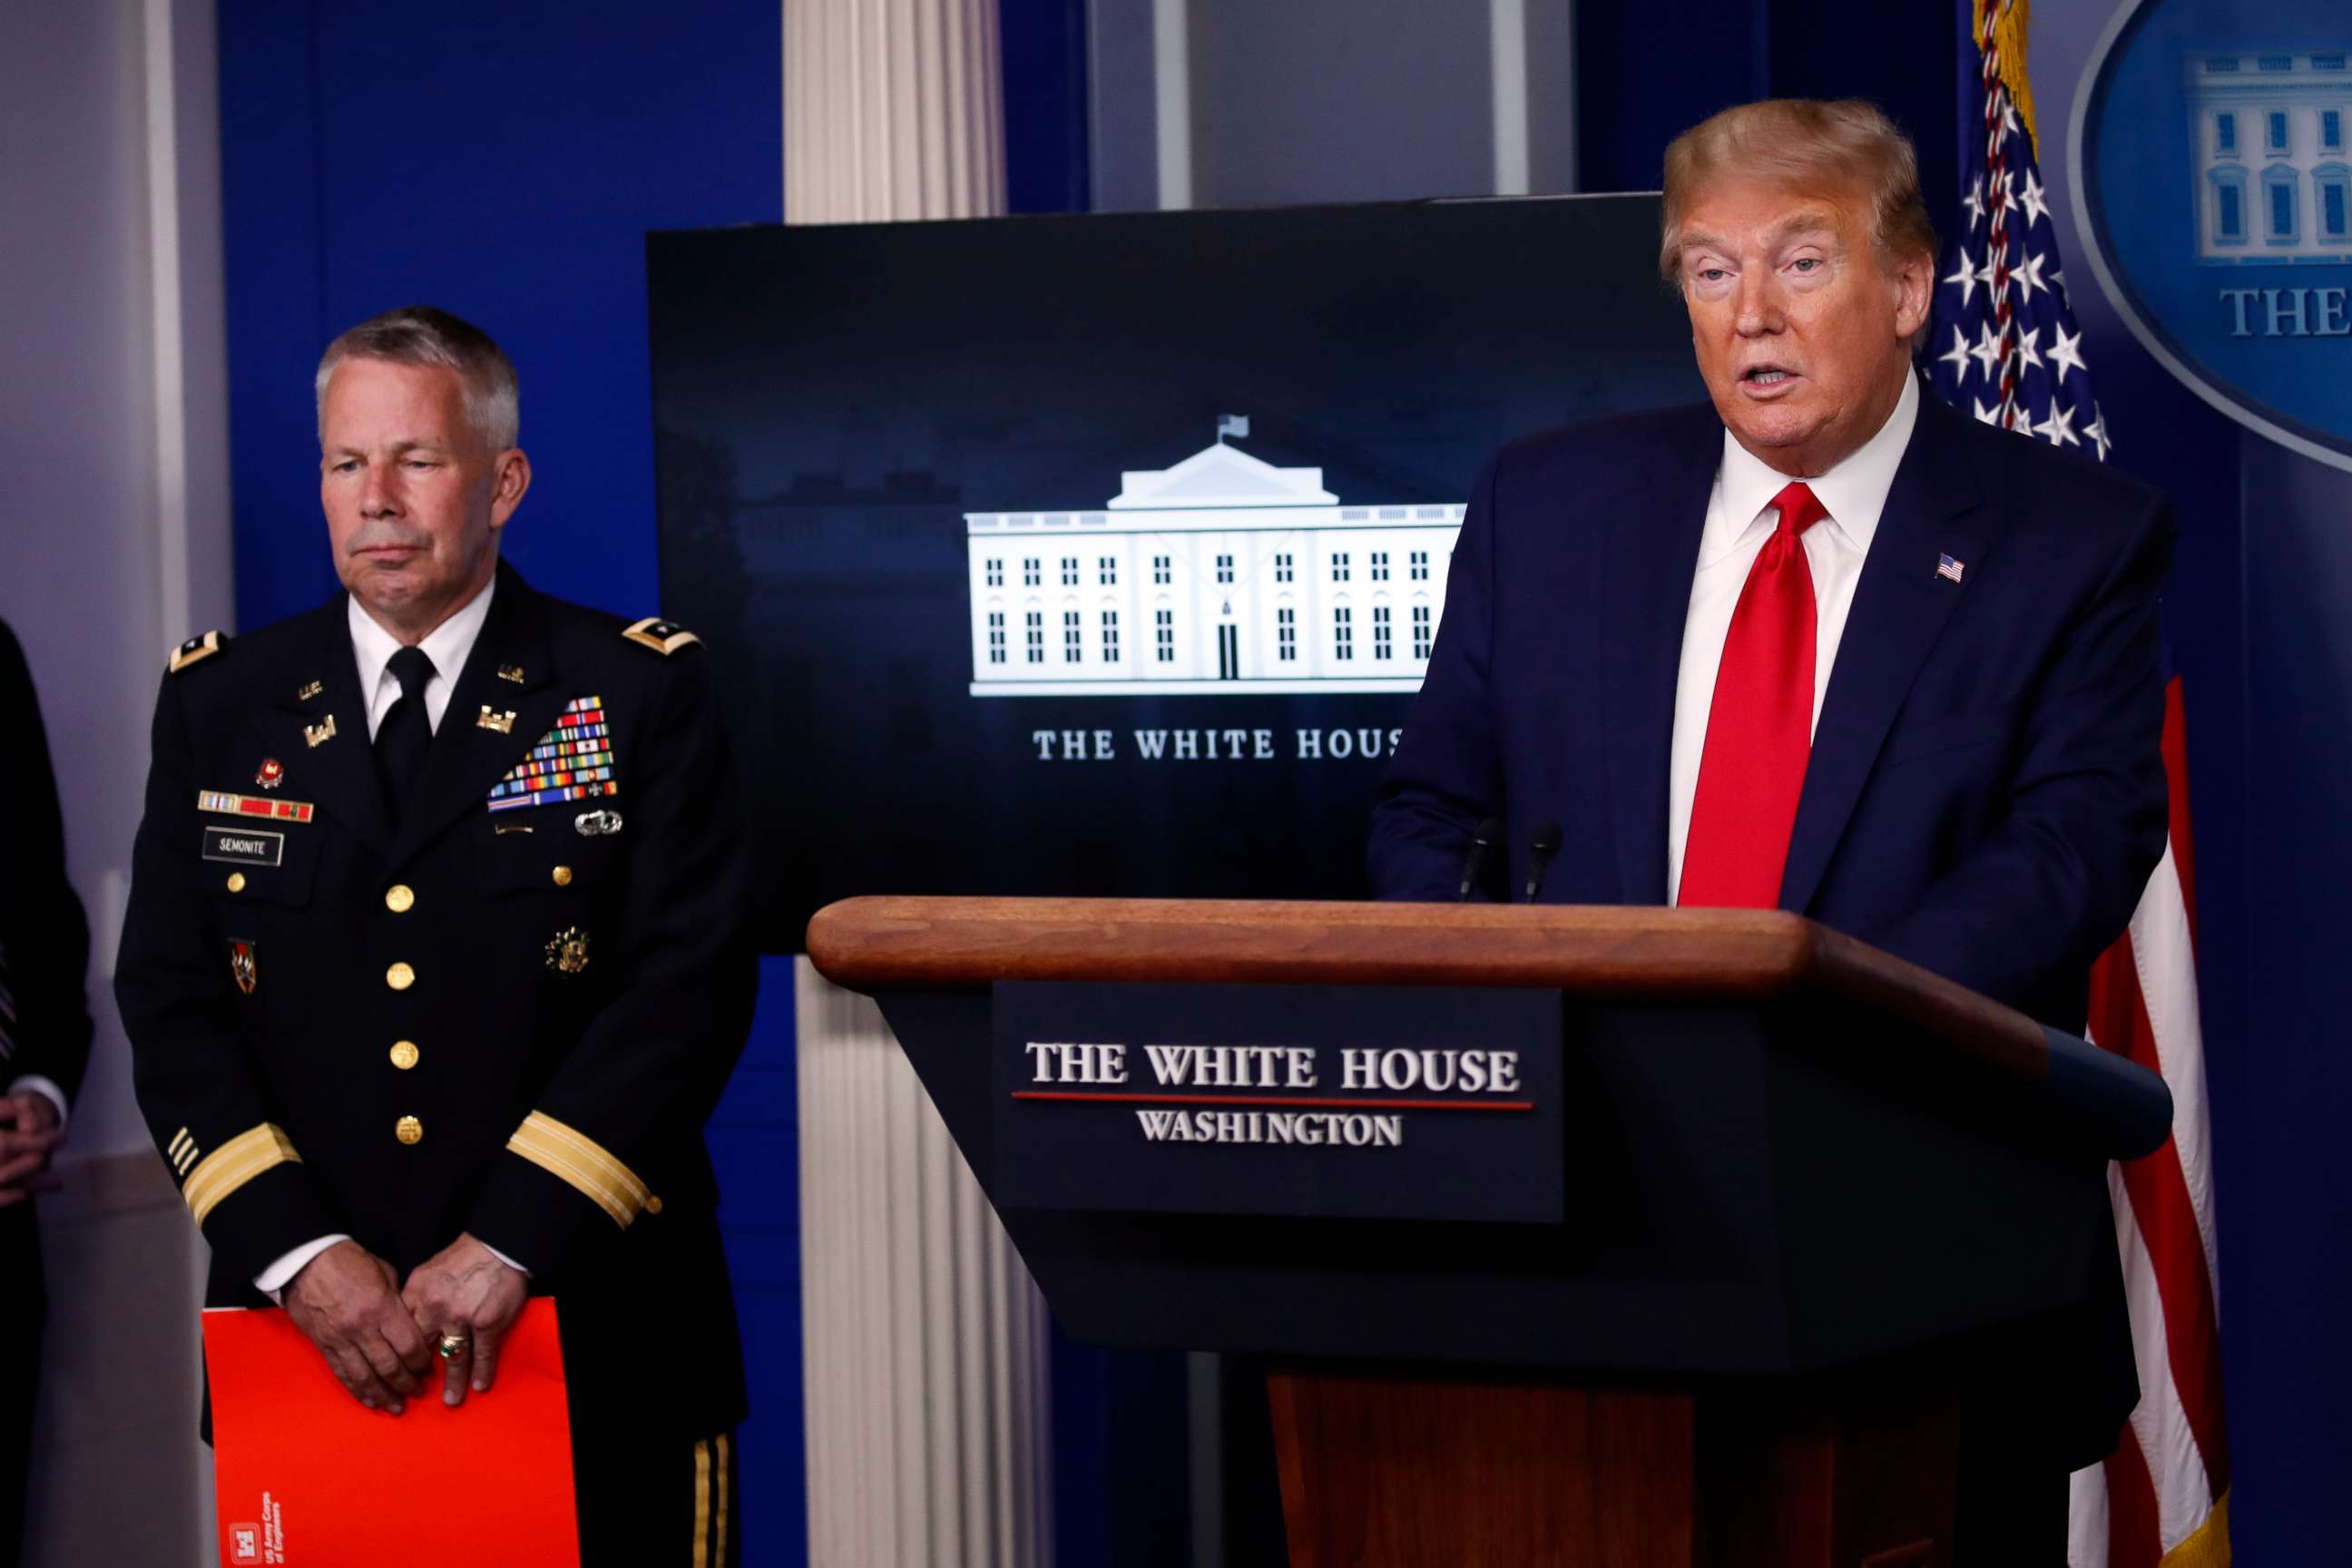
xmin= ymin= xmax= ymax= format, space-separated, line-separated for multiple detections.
xmin=203 ymin=1298 xmax=581 ymax=1566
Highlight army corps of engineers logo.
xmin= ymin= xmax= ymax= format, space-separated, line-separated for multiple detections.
xmin=2073 ymin=5 xmax=2352 ymax=473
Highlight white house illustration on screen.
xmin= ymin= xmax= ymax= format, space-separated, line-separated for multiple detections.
xmin=966 ymin=426 xmax=1464 ymax=697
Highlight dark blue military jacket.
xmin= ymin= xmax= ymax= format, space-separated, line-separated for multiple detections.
xmin=116 ymin=563 xmax=757 ymax=1449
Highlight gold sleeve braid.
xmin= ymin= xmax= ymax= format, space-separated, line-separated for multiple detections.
xmin=506 ymin=1111 xmax=662 ymax=1227
xmin=181 ymin=1123 xmax=301 ymax=1226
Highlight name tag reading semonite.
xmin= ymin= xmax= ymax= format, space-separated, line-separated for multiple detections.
xmin=201 ymin=826 xmax=285 ymax=867
xmin=993 ymin=982 xmax=1564 ymax=1223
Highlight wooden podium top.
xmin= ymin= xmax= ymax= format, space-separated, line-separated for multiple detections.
xmin=805 ymin=896 xmax=2050 ymax=1083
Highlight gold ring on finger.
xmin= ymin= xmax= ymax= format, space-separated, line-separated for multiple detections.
xmin=437 ymin=1333 xmax=472 ymax=1360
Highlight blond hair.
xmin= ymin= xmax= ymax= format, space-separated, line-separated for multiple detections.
xmin=1659 ymin=99 xmax=1938 ymax=282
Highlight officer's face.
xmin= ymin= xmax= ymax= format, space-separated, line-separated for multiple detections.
xmin=319 ymin=358 xmax=531 ymax=639
xmin=1674 ymin=176 xmax=1931 ymax=476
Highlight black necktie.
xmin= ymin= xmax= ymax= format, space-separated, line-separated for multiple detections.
xmin=375 ymin=645 xmax=437 ymax=817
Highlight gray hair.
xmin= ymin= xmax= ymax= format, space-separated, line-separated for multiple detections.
xmin=315 ymin=306 xmax=521 ymax=450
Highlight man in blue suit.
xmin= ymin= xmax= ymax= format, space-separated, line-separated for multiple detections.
xmin=1370 ymin=99 xmax=2168 ymax=1545
xmin=1371 ymin=99 xmax=2170 ymax=1035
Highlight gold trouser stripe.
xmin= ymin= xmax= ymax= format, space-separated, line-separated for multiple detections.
xmin=691 ymin=1439 xmax=711 ymax=1568
xmin=505 ymin=1112 xmax=648 ymax=1228
xmin=181 ymin=1124 xmax=300 ymax=1227
xmin=714 ymin=1433 xmax=730 ymax=1567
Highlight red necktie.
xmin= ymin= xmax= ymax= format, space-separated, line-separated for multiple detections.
xmin=1678 ymin=481 xmax=1828 ymax=909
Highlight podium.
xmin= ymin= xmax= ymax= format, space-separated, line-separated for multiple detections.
xmin=807 ymin=897 xmax=2169 ymax=1568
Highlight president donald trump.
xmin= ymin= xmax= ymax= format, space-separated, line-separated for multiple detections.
xmin=1370 ymin=99 xmax=2169 ymax=1543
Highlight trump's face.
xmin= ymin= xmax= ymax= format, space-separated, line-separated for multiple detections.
xmin=319 ymin=358 xmax=529 ymax=639
xmin=1674 ymin=177 xmax=1932 ymax=476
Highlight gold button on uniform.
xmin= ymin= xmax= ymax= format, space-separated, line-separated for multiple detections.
xmin=552 ymin=865 xmax=573 ymax=887
xmin=389 ymin=1041 xmax=420 ymax=1071
xmin=385 ymin=884 xmax=415 ymax=913
xmin=386 ymin=962 xmax=416 ymax=991
xmin=644 ymin=1196 xmax=663 ymax=1216
xmin=225 ymin=872 xmax=247 ymax=893
xmin=395 ymin=1115 xmax=424 ymax=1145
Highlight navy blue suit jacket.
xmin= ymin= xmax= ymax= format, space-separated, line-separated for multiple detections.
xmin=1370 ymin=386 xmax=2174 ymax=1032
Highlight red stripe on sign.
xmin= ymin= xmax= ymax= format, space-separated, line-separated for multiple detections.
xmin=1011 ymin=1092 xmax=1534 ymax=1112
xmin=2103 ymin=1422 xmax=2163 ymax=1568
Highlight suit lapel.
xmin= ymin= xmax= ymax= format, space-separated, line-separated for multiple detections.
xmin=389 ymin=566 xmax=564 ymax=868
xmin=1600 ymin=408 xmax=1721 ymax=904
xmin=1779 ymin=395 xmax=1994 ymax=916
xmin=273 ymin=602 xmax=393 ymax=858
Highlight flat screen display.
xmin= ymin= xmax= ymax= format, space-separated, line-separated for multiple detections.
xmin=647 ymin=195 xmax=1700 ymax=950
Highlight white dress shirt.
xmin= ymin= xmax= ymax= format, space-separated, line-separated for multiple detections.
xmin=258 ymin=573 xmax=524 ymax=1299
xmin=1666 ymin=371 xmax=1921 ymax=906
xmin=348 ymin=573 xmax=496 ymax=740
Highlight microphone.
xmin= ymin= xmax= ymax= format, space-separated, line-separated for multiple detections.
xmin=1523 ymin=821 xmax=1563 ymax=904
xmin=1455 ymin=818 xmax=1504 ymax=902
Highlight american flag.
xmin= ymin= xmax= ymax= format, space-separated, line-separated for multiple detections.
xmin=1926 ymin=5 xmax=2232 ymax=1565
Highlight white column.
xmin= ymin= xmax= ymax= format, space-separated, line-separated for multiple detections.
xmin=785 ymin=0 xmax=1006 ymax=223
xmin=793 ymin=950 xmax=1054 ymax=1568
xmin=784 ymin=11 xmax=1045 ymax=1562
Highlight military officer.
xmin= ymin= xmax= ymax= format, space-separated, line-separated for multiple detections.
xmin=115 ymin=307 xmax=756 ymax=1563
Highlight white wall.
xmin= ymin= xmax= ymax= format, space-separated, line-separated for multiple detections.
xmin=0 ymin=0 xmax=233 ymax=1160
xmin=0 ymin=0 xmax=230 ymax=1561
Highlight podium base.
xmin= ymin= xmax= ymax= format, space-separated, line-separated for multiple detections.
xmin=1267 ymin=1362 xmax=2048 ymax=1568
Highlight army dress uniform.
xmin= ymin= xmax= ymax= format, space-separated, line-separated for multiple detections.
xmin=115 ymin=563 xmax=755 ymax=1563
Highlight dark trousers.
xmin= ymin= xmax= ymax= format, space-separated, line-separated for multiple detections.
xmin=575 ymin=1430 xmax=739 ymax=1568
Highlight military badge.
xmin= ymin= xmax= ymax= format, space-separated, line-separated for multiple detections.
xmin=487 ymin=696 xmax=619 ymax=813
xmin=575 ymin=809 xmax=623 ymax=837
xmin=497 ymin=664 xmax=526 ymax=684
xmin=477 ymin=706 xmax=517 ymax=734
xmin=544 ymin=927 xmax=591 ymax=975
xmin=229 ymin=939 xmax=258 ymax=995
xmin=304 ymin=714 xmax=338 ymax=749
xmin=254 ymin=758 xmax=285 ymax=789
xmin=198 ymin=790 xmax=314 ymax=823
xmin=297 ymin=680 xmax=323 ymax=701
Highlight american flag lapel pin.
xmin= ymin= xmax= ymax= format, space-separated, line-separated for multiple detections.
xmin=1936 ymin=554 xmax=1966 ymax=584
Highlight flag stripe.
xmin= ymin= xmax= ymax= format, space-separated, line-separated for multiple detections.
xmin=2159 ymin=681 xmax=2198 ymax=939
xmin=2094 ymin=918 xmax=2230 ymax=1506
xmin=2109 ymin=1171 xmax=2220 ymax=1553
xmin=2104 ymin=1408 xmax=2166 ymax=1567
xmin=2126 ymin=838 xmax=2219 ymax=1273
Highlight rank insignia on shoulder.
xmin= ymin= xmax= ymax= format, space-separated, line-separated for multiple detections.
xmin=229 ymin=938 xmax=257 ymax=995
xmin=621 ymin=616 xmax=701 ymax=656
xmin=168 ymin=631 xmax=228 ymax=674
xmin=487 ymin=696 xmax=618 ymax=813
